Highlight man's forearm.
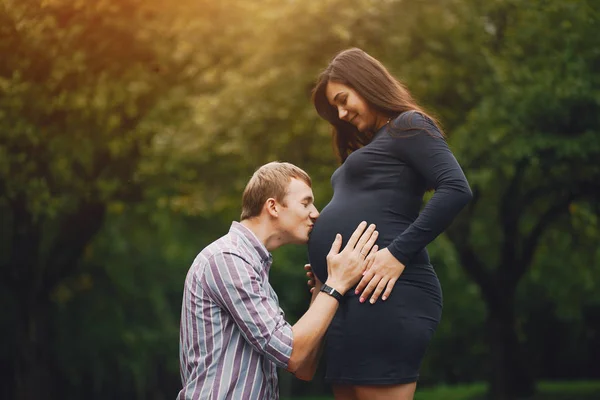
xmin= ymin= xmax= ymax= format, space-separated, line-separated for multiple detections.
xmin=286 ymin=290 xmax=339 ymax=375
xmin=293 ymin=340 xmax=324 ymax=381
xmin=309 ymin=278 xmax=322 ymax=306
xmin=291 ymin=279 xmax=324 ymax=380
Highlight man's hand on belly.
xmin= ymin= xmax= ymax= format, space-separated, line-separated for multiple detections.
xmin=325 ymin=221 xmax=379 ymax=295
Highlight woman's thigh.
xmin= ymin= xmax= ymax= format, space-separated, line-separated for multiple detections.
xmin=353 ymin=383 xmax=417 ymax=400
xmin=332 ymin=384 xmax=358 ymax=400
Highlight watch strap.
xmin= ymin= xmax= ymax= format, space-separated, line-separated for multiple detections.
xmin=320 ymin=284 xmax=343 ymax=302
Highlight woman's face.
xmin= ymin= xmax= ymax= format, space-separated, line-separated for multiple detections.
xmin=325 ymin=81 xmax=387 ymax=133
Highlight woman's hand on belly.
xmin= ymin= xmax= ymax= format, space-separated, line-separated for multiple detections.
xmin=304 ymin=264 xmax=318 ymax=294
xmin=354 ymin=248 xmax=406 ymax=304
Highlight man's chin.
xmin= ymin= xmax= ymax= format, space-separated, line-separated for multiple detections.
xmin=296 ymin=232 xmax=311 ymax=245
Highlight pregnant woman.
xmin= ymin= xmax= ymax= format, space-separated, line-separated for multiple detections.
xmin=307 ymin=48 xmax=472 ymax=400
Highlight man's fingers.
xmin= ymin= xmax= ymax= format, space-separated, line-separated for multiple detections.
xmin=327 ymin=234 xmax=343 ymax=257
xmin=353 ymin=223 xmax=377 ymax=255
xmin=359 ymin=275 xmax=381 ymax=303
xmin=369 ymin=278 xmax=388 ymax=304
xmin=307 ymin=279 xmax=314 ymax=287
xmin=304 ymin=264 xmax=311 ymax=271
xmin=345 ymin=221 xmax=368 ymax=250
xmin=381 ymin=277 xmax=398 ymax=301
xmin=363 ymin=246 xmax=378 ymax=272
xmin=360 ymin=231 xmax=379 ymax=257
xmin=368 ymin=244 xmax=379 ymax=257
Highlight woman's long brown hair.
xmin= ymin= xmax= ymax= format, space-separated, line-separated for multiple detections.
xmin=312 ymin=48 xmax=442 ymax=162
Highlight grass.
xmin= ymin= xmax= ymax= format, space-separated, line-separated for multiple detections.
xmin=283 ymin=380 xmax=600 ymax=400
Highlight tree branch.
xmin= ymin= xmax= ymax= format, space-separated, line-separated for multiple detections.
xmin=44 ymin=202 xmax=106 ymax=291
xmin=517 ymin=198 xmax=572 ymax=285
xmin=500 ymin=159 xmax=528 ymax=281
xmin=6 ymin=195 xmax=43 ymax=296
xmin=519 ymin=186 xmax=600 ymax=276
xmin=462 ymin=134 xmax=514 ymax=170
xmin=446 ymin=186 xmax=497 ymax=298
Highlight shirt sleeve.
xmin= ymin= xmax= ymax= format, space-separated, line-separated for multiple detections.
xmin=202 ymin=251 xmax=293 ymax=368
xmin=386 ymin=111 xmax=473 ymax=265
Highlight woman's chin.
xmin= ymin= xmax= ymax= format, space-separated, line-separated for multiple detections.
xmin=355 ymin=123 xmax=366 ymax=132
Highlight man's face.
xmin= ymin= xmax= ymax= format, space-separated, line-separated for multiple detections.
xmin=277 ymin=178 xmax=319 ymax=245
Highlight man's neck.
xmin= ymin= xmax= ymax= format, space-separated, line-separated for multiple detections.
xmin=240 ymin=218 xmax=285 ymax=252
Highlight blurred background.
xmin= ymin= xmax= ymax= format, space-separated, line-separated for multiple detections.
xmin=1 ymin=0 xmax=599 ymax=399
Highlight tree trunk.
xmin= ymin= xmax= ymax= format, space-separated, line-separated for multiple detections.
xmin=9 ymin=199 xmax=55 ymax=400
xmin=14 ymin=299 xmax=53 ymax=400
xmin=486 ymin=290 xmax=534 ymax=400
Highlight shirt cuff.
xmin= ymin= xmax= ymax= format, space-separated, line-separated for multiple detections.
xmin=264 ymin=320 xmax=293 ymax=369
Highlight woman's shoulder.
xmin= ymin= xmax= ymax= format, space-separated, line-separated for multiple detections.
xmin=390 ymin=110 xmax=436 ymax=130
xmin=387 ymin=110 xmax=444 ymax=142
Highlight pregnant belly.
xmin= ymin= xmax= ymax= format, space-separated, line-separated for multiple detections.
xmin=307 ymin=199 xmax=403 ymax=283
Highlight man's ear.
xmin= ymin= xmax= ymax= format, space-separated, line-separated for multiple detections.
xmin=265 ymin=198 xmax=279 ymax=218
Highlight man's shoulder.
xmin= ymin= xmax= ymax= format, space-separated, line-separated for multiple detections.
xmin=196 ymin=231 xmax=251 ymax=268
xmin=198 ymin=232 xmax=247 ymax=261
xmin=185 ymin=233 xmax=242 ymax=285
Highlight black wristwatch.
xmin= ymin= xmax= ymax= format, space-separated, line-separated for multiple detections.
xmin=320 ymin=284 xmax=343 ymax=302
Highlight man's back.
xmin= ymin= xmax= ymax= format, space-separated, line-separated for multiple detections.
xmin=178 ymin=222 xmax=293 ymax=400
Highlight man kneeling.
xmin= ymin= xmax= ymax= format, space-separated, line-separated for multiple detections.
xmin=178 ymin=162 xmax=378 ymax=399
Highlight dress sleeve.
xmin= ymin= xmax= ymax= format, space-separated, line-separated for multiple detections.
xmin=386 ymin=111 xmax=473 ymax=265
xmin=202 ymin=251 xmax=293 ymax=368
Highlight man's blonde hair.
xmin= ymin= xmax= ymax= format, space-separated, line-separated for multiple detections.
xmin=240 ymin=162 xmax=312 ymax=220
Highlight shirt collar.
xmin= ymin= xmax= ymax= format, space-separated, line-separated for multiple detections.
xmin=229 ymin=221 xmax=272 ymax=265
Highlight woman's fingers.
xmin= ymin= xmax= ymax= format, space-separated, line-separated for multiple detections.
xmin=359 ymin=274 xmax=382 ymax=303
xmin=362 ymin=245 xmax=378 ymax=274
xmin=369 ymin=277 xmax=389 ymax=304
xmin=305 ymin=264 xmax=316 ymax=291
xmin=355 ymin=266 xmax=374 ymax=294
xmin=381 ymin=277 xmax=398 ymax=301
xmin=365 ymin=243 xmax=378 ymax=261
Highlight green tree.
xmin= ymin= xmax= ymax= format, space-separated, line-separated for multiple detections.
xmin=440 ymin=1 xmax=600 ymax=398
xmin=3 ymin=0 xmax=599 ymax=398
xmin=0 ymin=0 xmax=232 ymax=397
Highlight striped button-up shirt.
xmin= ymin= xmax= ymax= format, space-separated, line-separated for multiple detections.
xmin=178 ymin=222 xmax=294 ymax=400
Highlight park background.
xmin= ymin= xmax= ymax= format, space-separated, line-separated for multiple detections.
xmin=1 ymin=0 xmax=599 ymax=399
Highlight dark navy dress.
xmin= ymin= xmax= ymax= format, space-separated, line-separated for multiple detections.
xmin=307 ymin=111 xmax=472 ymax=384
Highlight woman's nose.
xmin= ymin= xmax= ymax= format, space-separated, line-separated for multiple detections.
xmin=338 ymin=107 xmax=348 ymax=120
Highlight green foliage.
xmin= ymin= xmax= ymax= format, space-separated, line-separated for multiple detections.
xmin=283 ymin=380 xmax=600 ymax=400
xmin=2 ymin=0 xmax=600 ymax=398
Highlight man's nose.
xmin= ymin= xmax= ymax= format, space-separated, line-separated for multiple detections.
xmin=310 ymin=206 xmax=320 ymax=219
